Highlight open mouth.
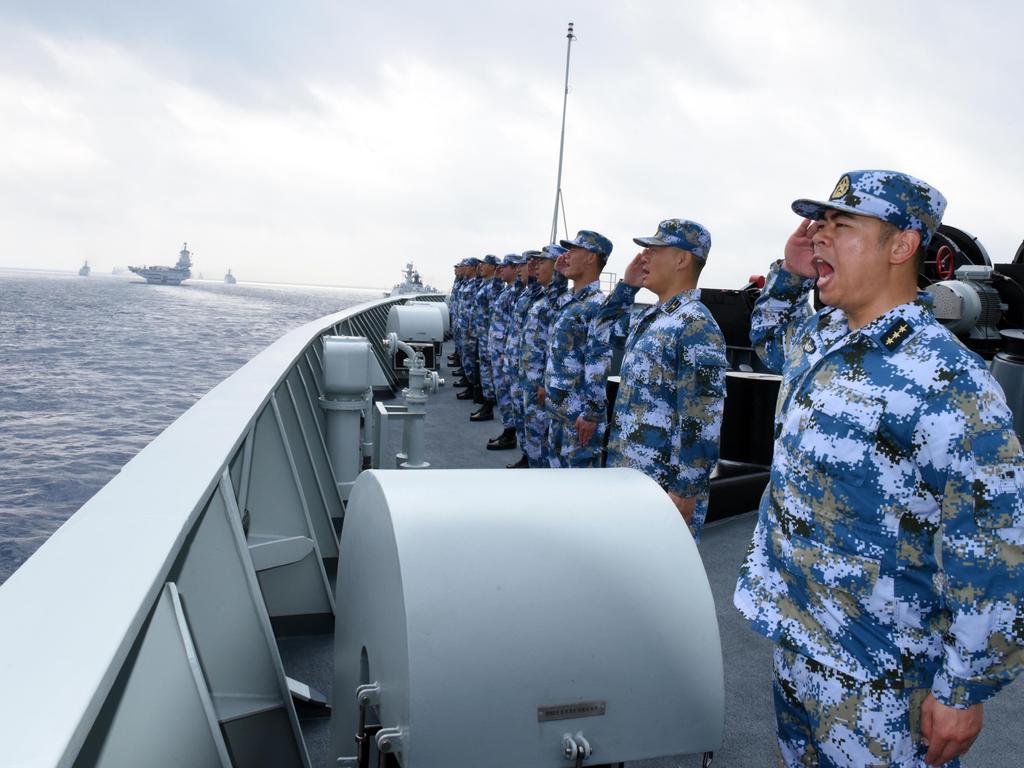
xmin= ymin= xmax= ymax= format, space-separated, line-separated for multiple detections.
xmin=813 ymin=257 xmax=835 ymax=288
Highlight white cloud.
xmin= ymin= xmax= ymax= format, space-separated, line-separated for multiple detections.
xmin=1 ymin=2 xmax=1023 ymax=289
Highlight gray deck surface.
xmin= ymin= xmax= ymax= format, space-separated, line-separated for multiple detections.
xmin=280 ymin=344 xmax=1023 ymax=767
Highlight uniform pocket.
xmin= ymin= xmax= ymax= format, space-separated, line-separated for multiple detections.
xmin=798 ymin=384 xmax=884 ymax=488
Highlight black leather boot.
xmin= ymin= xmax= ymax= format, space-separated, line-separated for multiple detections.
xmin=470 ymin=400 xmax=495 ymax=422
xmin=473 ymin=385 xmax=485 ymax=405
xmin=505 ymin=453 xmax=529 ymax=468
xmin=452 ymin=367 xmax=465 ymax=376
xmin=456 ymin=386 xmax=476 ymax=400
xmin=452 ymin=376 xmax=470 ymax=388
xmin=486 ymin=427 xmax=517 ymax=450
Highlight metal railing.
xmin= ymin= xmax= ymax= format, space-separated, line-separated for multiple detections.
xmin=0 ymin=292 xmax=445 ymax=768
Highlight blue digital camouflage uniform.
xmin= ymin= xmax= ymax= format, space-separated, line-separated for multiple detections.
xmin=520 ymin=257 xmax=569 ymax=467
xmin=507 ymin=272 xmax=544 ymax=449
xmin=597 ymin=281 xmax=726 ymax=536
xmin=489 ymin=259 xmax=520 ymax=434
xmin=472 ymin=265 xmax=503 ymax=400
xmin=456 ymin=270 xmax=481 ymax=383
xmin=735 ymin=170 xmax=1024 ymax=767
xmin=734 ymin=263 xmax=1024 ymax=766
xmin=544 ymin=279 xmax=611 ymax=468
xmin=449 ymin=271 xmax=465 ymax=361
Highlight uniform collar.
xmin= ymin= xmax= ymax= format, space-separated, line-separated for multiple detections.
xmin=658 ymin=288 xmax=700 ymax=316
xmin=571 ymin=279 xmax=601 ymax=300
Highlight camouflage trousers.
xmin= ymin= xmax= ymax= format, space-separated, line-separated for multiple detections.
xmin=452 ymin=325 xmax=462 ymax=358
xmin=522 ymin=387 xmax=548 ymax=467
xmin=490 ymin=347 xmax=515 ymax=429
xmin=546 ymin=413 xmax=604 ymax=468
xmin=773 ymin=647 xmax=942 ymax=768
xmin=478 ymin=335 xmax=494 ymax=399
xmin=459 ymin=336 xmax=478 ymax=384
xmin=509 ymin=372 xmax=526 ymax=447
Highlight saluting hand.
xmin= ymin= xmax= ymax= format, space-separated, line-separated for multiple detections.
xmin=920 ymin=694 xmax=983 ymax=766
xmin=623 ymin=252 xmax=645 ymax=287
xmin=783 ymin=219 xmax=820 ymax=279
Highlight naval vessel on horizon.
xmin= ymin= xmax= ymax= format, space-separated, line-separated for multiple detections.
xmin=384 ymin=261 xmax=436 ymax=297
xmin=128 ymin=242 xmax=194 ymax=285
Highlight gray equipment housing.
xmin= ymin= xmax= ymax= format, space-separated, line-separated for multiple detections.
xmin=332 ymin=468 xmax=725 ymax=767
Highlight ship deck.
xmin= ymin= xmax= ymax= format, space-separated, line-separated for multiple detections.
xmin=281 ymin=342 xmax=1024 ymax=767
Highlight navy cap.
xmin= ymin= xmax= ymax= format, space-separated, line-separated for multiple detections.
xmin=482 ymin=254 xmax=500 ymax=266
xmin=464 ymin=257 xmax=481 ymax=266
xmin=634 ymin=219 xmax=712 ymax=261
xmin=559 ymin=230 xmax=613 ymax=259
xmin=792 ymin=170 xmax=947 ymax=247
xmin=538 ymin=244 xmax=566 ymax=260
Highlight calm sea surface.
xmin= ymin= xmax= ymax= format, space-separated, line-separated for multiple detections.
xmin=0 ymin=270 xmax=382 ymax=585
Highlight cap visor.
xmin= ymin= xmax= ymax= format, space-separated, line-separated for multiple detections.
xmin=792 ymin=198 xmax=884 ymax=223
xmin=557 ymin=239 xmax=576 ymax=250
xmin=633 ymin=236 xmax=671 ymax=247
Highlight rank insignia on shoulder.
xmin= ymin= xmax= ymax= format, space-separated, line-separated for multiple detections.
xmin=664 ymin=296 xmax=682 ymax=313
xmin=882 ymin=319 xmax=913 ymax=350
xmin=803 ymin=338 xmax=817 ymax=354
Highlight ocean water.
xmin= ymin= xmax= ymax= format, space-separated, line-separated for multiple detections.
xmin=0 ymin=270 xmax=381 ymax=585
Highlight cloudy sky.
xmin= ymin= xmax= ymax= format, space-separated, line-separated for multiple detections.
xmin=1 ymin=1 xmax=1022 ymax=291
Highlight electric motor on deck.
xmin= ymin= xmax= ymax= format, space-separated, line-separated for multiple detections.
xmin=331 ymin=468 xmax=724 ymax=767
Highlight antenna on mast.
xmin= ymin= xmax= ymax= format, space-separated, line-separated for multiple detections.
xmin=549 ymin=21 xmax=576 ymax=245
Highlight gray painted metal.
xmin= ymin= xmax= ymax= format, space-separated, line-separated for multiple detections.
xmin=332 ymin=468 xmax=725 ymax=767
xmin=406 ymin=300 xmax=450 ymax=336
xmin=322 ymin=337 xmax=376 ymax=500
xmin=384 ymin=304 xmax=444 ymax=344
xmin=0 ymin=293 xmax=442 ymax=767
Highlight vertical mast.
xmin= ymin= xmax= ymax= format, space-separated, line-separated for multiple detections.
xmin=549 ymin=21 xmax=576 ymax=245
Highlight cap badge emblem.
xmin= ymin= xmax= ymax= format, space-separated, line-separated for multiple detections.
xmin=830 ymin=175 xmax=851 ymax=200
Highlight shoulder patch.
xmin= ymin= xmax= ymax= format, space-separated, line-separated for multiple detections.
xmin=882 ymin=319 xmax=913 ymax=351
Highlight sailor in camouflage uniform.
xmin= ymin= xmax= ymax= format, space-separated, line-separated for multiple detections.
xmin=544 ymin=230 xmax=613 ymax=468
xmin=520 ymin=245 xmax=570 ymax=467
xmin=733 ymin=170 xmax=1024 ymax=767
xmin=448 ymin=260 xmax=467 ymax=369
xmin=505 ymin=251 xmax=545 ymax=468
xmin=485 ymin=255 xmax=522 ymax=450
xmin=454 ymin=257 xmax=481 ymax=400
xmin=469 ymin=255 xmax=503 ymax=421
xmin=596 ymin=219 xmax=726 ymax=536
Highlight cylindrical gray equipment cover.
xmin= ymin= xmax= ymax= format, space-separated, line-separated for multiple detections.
xmin=407 ymin=301 xmax=450 ymax=336
xmin=386 ymin=305 xmax=444 ymax=343
xmin=332 ymin=468 xmax=724 ymax=767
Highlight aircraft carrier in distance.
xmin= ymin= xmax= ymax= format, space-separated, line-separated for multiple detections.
xmin=129 ymin=242 xmax=193 ymax=285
